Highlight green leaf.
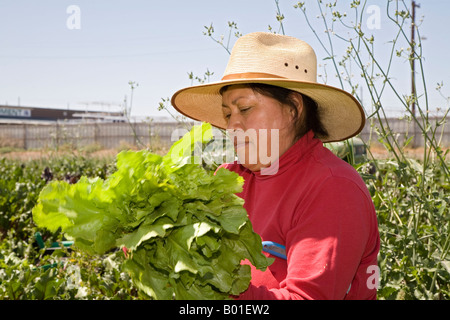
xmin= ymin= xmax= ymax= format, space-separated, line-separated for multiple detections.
xmin=31 ymin=122 xmax=272 ymax=299
xmin=163 ymin=122 xmax=214 ymax=170
xmin=116 ymin=220 xmax=168 ymax=251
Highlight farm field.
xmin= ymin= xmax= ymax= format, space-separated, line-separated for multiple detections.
xmin=0 ymin=137 xmax=448 ymax=300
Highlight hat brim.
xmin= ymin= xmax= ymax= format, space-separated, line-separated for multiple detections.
xmin=171 ymin=78 xmax=365 ymax=143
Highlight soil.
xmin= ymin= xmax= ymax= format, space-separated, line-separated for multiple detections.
xmin=1 ymin=146 xmax=448 ymax=162
xmin=0 ymin=149 xmax=118 ymax=161
xmin=368 ymin=145 xmax=449 ymax=161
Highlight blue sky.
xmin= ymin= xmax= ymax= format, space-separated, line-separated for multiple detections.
xmin=0 ymin=0 xmax=449 ymax=119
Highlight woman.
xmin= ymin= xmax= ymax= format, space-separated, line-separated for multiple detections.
xmin=171 ymin=32 xmax=380 ymax=300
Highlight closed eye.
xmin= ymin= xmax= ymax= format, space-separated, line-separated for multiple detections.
xmin=222 ymin=106 xmax=252 ymax=121
xmin=239 ymin=107 xmax=252 ymax=113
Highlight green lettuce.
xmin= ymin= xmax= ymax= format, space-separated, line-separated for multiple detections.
xmin=32 ymin=122 xmax=272 ymax=300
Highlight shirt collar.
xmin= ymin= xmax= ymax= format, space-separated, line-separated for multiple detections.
xmin=251 ymin=130 xmax=320 ymax=179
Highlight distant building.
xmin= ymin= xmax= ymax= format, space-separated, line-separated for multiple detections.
xmin=0 ymin=105 xmax=125 ymax=123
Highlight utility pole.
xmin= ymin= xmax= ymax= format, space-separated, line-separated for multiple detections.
xmin=410 ymin=0 xmax=420 ymax=147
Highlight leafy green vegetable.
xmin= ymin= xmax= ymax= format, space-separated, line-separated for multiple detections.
xmin=32 ymin=122 xmax=272 ymax=300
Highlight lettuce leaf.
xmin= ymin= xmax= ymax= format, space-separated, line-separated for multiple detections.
xmin=32 ymin=122 xmax=273 ymax=300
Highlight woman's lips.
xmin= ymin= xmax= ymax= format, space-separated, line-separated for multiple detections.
xmin=228 ymin=130 xmax=253 ymax=149
xmin=234 ymin=141 xmax=249 ymax=149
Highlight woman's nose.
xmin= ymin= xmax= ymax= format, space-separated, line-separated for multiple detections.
xmin=226 ymin=112 xmax=244 ymax=131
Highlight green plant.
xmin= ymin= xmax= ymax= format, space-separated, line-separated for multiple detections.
xmin=0 ymin=153 xmax=136 ymax=300
xmin=365 ymin=159 xmax=449 ymax=299
xmin=0 ymin=159 xmax=47 ymax=240
xmin=32 ymin=123 xmax=272 ymax=300
xmin=0 ymin=238 xmax=137 ymax=300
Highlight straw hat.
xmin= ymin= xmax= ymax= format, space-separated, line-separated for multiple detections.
xmin=171 ymin=32 xmax=365 ymax=142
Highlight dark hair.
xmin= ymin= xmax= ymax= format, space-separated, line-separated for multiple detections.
xmin=219 ymin=83 xmax=328 ymax=141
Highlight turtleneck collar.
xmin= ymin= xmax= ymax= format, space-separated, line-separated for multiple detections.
xmin=245 ymin=130 xmax=320 ymax=180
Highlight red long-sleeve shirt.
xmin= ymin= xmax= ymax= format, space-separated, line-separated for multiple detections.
xmin=220 ymin=130 xmax=380 ymax=300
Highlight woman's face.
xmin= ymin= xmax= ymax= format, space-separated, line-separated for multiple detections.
xmin=221 ymin=85 xmax=300 ymax=172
